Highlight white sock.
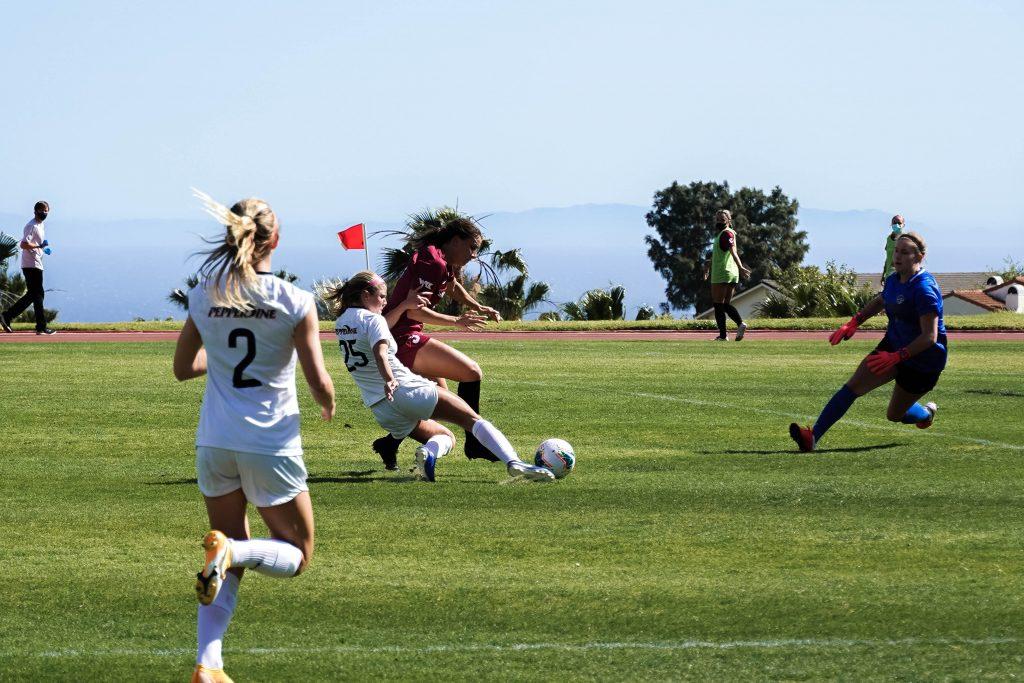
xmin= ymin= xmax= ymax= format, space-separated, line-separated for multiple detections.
xmin=230 ymin=539 xmax=303 ymax=578
xmin=424 ymin=434 xmax=453 ymax=460
xmin=197 ymin=572 xmax=239 ymax=669
xmin=470 ymin=419 xmax=521 ymax=465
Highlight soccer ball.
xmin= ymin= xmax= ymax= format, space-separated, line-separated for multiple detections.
xmin=534 ymin=438 xmax=575 ymax=479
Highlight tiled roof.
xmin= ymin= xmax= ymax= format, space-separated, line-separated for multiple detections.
xmin=943 ymin=290 xmax=1003 ymax=311
xmin=855 ymin=272 xmax=992 ymax=293
xmin=983 ymin=276 xmax=1024 ymax=294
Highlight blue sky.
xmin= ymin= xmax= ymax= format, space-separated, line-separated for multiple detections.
xmin=1 ymin=1 xmax=1021 ymax=231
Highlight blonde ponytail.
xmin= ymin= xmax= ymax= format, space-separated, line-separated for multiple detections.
xmin=192 ymin=188 xmax=277 ymax=310
xmin=316 ymin=270 xmax=384 ymax=318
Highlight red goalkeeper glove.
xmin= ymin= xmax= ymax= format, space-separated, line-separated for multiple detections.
xmin=866 ymin=347 xmax=910 ymax=375
xmin=829 ymin=315 xmax=861 ymax=345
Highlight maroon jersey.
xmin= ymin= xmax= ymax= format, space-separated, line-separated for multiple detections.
xmin=383 ymin=244 xmax=456 ymax=341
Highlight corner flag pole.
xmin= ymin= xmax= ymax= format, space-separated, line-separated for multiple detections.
xmin=364 ymin=224 xmax=369 ymax=271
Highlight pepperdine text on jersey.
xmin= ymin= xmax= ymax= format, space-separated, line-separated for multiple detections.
xmin=207 ymin=307 xmax=278 ymax=319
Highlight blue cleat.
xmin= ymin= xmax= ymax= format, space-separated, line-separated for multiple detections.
xmin=414 ymin=445 xmax=436 ymax=482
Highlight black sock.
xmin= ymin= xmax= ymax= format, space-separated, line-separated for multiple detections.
xmin=713 ymin=304 xmax=727 ymax=337
xmin=457 ymin=381 xmax=498 ymax=461
xmin=372 ymin=433 xmax=403 ymax=469
xmin=724 ymin=304 xmax=743 ymax=326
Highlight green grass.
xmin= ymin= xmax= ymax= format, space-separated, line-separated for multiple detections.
xmin=18 ymin=309 xmax=1024 ymax=332
xmin=1 ymin=339 xmax=1023 ymax=680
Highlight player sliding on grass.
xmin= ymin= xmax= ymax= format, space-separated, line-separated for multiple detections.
xmin=790 ymin=231 xmax=946 ymax=451
xmin=325 ymin=271 xmax=554 ymax=482
xmin=371 ymin=215 xmax=503 ymax=470
xmin=174 ymin=191 xmax=336 ymax=683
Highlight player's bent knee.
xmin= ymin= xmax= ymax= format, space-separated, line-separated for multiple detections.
xmin=465 ymin=361 xmax=483 ymax=382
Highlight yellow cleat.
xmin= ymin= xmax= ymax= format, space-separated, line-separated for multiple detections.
xmin=195 ymin=530 xmax=232 ymax=606
xmin=191 ymin=664 xmax=234 ymax=683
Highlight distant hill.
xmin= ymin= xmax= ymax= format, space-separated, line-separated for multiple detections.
xmin=2 ymin=204 xmax=1019 ymax=322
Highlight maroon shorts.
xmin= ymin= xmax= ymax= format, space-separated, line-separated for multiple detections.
xmin=395 ymin=332 xmax=431 ymax=369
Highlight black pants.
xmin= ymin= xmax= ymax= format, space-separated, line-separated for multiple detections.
xmin=3 ymin=268 xmax=46 ymax=331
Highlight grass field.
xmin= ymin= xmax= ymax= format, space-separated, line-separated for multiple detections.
xmin=1 ymin=338 xmax=1023 ymax=681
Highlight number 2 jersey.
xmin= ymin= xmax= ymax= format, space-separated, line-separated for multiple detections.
xmin=335 ymin=307 xmax=432 ymax=407
xmin=188 ymin=274 xmax=315 ymax=456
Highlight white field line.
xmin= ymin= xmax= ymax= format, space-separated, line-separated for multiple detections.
xmin=502 ymin=380 xmax=1024 ymax=452
xmin=8 ymin=636 xmax=1019 ymax=659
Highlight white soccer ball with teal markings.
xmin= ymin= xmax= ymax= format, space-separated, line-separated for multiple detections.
xmin=534 ymin=438 xmax=575 ymax=479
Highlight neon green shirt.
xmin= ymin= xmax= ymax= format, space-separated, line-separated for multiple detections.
xmin=711 ymin=228 xmax=740 ymax=284
xmin=883 ymin=233 xmax=898 ymax=278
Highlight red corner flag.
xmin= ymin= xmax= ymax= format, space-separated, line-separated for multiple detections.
xmin=337 ymin=224 xmax=366 ymax=250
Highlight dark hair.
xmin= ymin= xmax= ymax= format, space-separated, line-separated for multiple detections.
xmin=409 ymin=216 xmax=482 ymax=251
xmin=34 ymin=201 xmax=49 ymax=212
xmin=319 ymin=270 xmax=385 ymax=317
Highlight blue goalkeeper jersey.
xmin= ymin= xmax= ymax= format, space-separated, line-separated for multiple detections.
xmin=882 ymin=269 xmax=948 ymax=372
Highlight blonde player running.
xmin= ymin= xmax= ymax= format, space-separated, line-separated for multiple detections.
xmin=325 ymin=271 xmax=554 ymax=482
xmin=173 ymin=191 xmax=335 ymax=683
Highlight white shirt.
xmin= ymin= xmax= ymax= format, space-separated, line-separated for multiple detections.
xmin=21 ymin=219 xmax=45 ymax=270
xmin=335 ymin=307 xmax=431 ymax=407
xmin=188 ymin=274 xmax=315 ymax=456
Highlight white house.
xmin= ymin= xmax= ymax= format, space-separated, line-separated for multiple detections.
xmin=943 ymin=276 xmax=1024 ymax=315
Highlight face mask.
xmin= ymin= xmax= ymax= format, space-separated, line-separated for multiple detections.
xmin=891 ymin=224 xmax=902 ymax=234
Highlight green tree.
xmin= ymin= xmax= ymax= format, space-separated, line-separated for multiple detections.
xmin=167 ymin=273 xmax=200 ymax=311
xmin=755 ymin=261 xmax=876 ymax=318
xmin=986 ymin=256 xmax=1024 ymax=282
xmin=477 ymin=273 xmax=551 ymax=321
xmin=561 ymin=285 xmax=626 ymax=321
xmin=645 ymin=180 xmax=808 ymax=314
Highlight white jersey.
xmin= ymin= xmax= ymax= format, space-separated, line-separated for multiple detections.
xmin=188 ymin=274 xmax=314 ymax=456
xmin=335 ymin=307 xmax=432 ymax=407
xmin=21 ymin=219 xmax=45 ymax=270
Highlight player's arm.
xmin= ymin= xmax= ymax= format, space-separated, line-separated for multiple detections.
xmin=828 ymin=295 xmax=884 ymax=345
xmin=173 ymin=316 xmax=207 ymax=381
xmin=405 ymin=305 xmax=486 ymax=331
xmin=448 ymin=279 xmax=502 ymax=322
xmin=371 ymin=340 xmax=398 ymax=401
xmin=903 ymin=311 xmax=939 ymax=357
xmin=383 ymin=288 xmax=430 ymax=329
xmin=294 ymin=307 xmax=335 ymax=421
xmin=729 ymin=236 xmax=751 ymax=278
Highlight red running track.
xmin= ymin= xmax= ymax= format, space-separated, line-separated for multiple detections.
xmin=2 ymin=330 xmax=1023 ymax=343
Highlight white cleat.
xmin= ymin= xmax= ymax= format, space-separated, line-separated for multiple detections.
xmin=917 ymin=402 xmax=937 ymax=429
xmin=413 ymin=445 xmax=436 ymax=482
xmin=507 ymin=461 xmax=555 ymax=482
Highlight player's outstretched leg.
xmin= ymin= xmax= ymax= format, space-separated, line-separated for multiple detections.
xmin=430 ymin=392 xmax=554 ymax=481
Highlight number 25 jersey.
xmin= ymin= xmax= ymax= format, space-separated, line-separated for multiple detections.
xmin=188 ymin=274 xmax=315 ymax=456
xmin=335 ymin=307 xmax=431 ymax=407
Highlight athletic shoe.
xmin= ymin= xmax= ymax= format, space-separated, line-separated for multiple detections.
xmin=195 ymin=530 xmax=232 ymax=606
xmin=507 ymin=461 xmax=555 ymax=482
xmin=414 ymin=445 xmax=436 ymax=482
xmin=0 ymin=315 xmax=11 ymax=333
xmin=916 ymin=402 xmax=938 ymax=429
xmin=191 ymin=664 xmax=234 ymax=683
xmin=372 ymin=435 xmax=400 ymax=471
xmin=712 ymin=335 xmax=729 ymax=342
xmin=36 ymin=328 xmax=56 ymax=335
xmin=789 ymin=423 xmax=816 ymax=452
xmin=735 ymin=322 xmax=747 ymax=341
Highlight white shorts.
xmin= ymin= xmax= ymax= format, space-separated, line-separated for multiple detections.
xmin=370 ymin=382 xmax=439 ymax=438
xmin=196 ymin=446 xmax=309 ymax=508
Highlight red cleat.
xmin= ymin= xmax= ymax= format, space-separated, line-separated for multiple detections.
xmin=789 ymin=423 xmax=816 ymax=452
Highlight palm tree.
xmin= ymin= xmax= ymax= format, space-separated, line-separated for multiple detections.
xmin=478 ymin=273 xmax=551 ymax=320
xmin=561 ymin=285 xmax=627 ymax=321
xmin=373 ymin=207 xmax=547 ymax=319
xmin=167 ymin=273 xmax=200 ymax=311
xmin=1 ymin=232 xmax=23 ymax=310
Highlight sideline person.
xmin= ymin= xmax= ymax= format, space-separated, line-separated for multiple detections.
xmin=327 ymin=270 xmax=554 ymax=482
xmin=1 ymin=201 xmax=55 ymax=335
xmin=790 ymin=231 xmax=945 ymax=451
xmin=703 ymin=209 xmax=751 ymax=341
xmin=881 ymin=214 xmax=904 ymax=286
xmin=173 ymin=191 xmax=336 ymax=683
xmin=371 ymin=216 xmax=504 ymax=469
